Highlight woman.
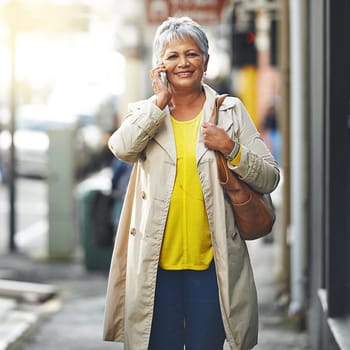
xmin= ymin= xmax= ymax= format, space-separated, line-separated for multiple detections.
xmin=103 ymin=17 xmax=280 ymax=350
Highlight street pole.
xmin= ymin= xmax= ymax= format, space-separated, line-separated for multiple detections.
xmin=277 ymin=0 xmax=291 ymax=303
xmin=8 ymin=1 xmax=17 ymax=252
xmin=289 ymin=0 xmax=306 ymax=317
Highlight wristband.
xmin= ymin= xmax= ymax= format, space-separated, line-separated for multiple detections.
xmin=229 ymin=145 xmax=242 ymax=166
xmin=224 ymin=142 xmax=240 ymax=161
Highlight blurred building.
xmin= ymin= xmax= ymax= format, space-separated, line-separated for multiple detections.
xmin=229 ymin=1 xmax=350 ymax=349
xmin=240 ymin=1 xmax=349 ymax=349
xmin=307 ymin=1 xmax=350 ymax=349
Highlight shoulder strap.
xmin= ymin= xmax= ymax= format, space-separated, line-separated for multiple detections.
xmin=209 ymin=94 xmax=229 ymax=125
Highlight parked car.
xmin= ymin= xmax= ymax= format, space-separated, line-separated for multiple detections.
xmin=0 ymin=105 xmax=105 ymax=180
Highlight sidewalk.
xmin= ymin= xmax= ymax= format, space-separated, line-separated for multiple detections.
xmin=0 ymin=237 xmax=310 ymax=350
xmin=248 ymin=240 xmax=310 ymax=349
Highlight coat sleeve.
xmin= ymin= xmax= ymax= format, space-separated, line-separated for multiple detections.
xmin=108 ymin=99 xmax=167 ymax=163
xmin=228 ymin=98 xmax=280 ymax=193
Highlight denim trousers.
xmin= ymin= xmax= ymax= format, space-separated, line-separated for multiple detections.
xmin=148 ymin=260 xmax=226 ymax=350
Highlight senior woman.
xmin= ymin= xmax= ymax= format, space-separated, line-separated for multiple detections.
xmin=103 ymin=17 xmax=280 ymax=350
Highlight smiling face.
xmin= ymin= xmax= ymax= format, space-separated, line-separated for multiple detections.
xmin=161 ymin=37 xmax=209 ymax=92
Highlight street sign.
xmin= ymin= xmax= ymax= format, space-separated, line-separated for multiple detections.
xmin=146 ymin=0 xmax=227 ymax=25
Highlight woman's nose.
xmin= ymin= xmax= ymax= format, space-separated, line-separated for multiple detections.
xmin=178 ymin=55 xmax=189 ymax=67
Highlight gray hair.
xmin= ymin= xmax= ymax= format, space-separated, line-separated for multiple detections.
xmin=152 ymin=17 xmax=209 ymax=65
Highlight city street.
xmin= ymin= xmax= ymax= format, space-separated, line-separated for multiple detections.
xmin=0 ymin=0 xmax=347 ymax=347
xmin=0 ymin=177 xmax=309 ymax=349
xmin=0 ymin=240 xmax=310 ymax=350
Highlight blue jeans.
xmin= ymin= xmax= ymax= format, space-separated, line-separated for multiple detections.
xmin=148 ymin=261 xmax=226 ymax=350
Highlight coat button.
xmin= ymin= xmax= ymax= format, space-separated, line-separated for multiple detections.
xmin=130 ymin=227 xmax=136 ymax=236
xmin=141 ymin=191 xmax=146 ymax=199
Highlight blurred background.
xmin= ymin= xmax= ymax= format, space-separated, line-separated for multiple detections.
xmin=0 ymin=0 xmax=349 ymax=349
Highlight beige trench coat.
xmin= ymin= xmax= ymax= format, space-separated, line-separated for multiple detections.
xmin=103 ymin=84 xmax=280 ymax=350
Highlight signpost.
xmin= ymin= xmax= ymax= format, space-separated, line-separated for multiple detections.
xmin=146 ymin=0 xmax=227 ymax=25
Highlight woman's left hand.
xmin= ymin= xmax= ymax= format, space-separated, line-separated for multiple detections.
xmin=202 ymin=122 xmax=235 ymax=156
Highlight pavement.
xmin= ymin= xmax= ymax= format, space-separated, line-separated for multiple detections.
xmin=0 ymin=169 xmax=310 ymax=350
xmin=0 ymin=235 xmax=311 ymax=350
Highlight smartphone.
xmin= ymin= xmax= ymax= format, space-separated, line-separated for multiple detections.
xmin=160 ymin=71 xmax=168 ymax=86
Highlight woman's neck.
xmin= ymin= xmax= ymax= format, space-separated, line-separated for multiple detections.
xmin=170 ymin=87 xmax=206 ymax=121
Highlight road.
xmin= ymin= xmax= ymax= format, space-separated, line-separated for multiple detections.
xmin=0 ymin=177 xmax=47 ymax=255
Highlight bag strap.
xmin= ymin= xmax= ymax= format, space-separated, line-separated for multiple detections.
xmin=209 ymin=94 xmax=229 ymax=125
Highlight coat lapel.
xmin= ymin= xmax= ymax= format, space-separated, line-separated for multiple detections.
xmin=197 ymin=92 xmax=214 ymax=164
xmin=153 ymin=107 xmax=176 ymax=164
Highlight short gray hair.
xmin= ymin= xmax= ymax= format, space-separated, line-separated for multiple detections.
xmin=152 ymin=17 xmax=209 ymax=65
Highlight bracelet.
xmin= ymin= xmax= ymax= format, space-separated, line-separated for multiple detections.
xmin=224 ymin=142 xmax=240 ymax=161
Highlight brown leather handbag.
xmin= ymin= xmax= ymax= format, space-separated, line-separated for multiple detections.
xmin=210 ymin=95 xmax=275 ymax=240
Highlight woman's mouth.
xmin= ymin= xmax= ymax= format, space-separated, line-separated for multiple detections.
xmin=176 ymin=71 xmax=193 ymax=78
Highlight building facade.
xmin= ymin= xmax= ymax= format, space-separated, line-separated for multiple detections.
xmin=308 ymin=0 xmax=350 ymax=349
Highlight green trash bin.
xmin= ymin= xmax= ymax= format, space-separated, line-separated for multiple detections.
xmin=76 ymin=170 xmax=122 ymax=271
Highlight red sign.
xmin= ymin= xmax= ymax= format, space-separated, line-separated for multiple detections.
xmin=146 ymin=0 xmax=227 ymax=25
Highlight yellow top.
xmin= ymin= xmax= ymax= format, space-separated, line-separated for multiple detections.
xmin=159 ymin=112 xmax=213 ymax=270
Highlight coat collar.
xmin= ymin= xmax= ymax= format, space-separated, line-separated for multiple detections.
xmin=153 ymin=83 xmax=237 ymax=164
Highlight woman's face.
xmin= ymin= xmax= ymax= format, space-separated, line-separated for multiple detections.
xmin=161 ymin=36 xmax=208 ymax=91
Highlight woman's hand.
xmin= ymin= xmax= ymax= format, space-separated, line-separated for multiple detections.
xmin=202 ymin=122 xmax=235 ymax=156
xmin=150 ymin=64 xmax=172 ymax=110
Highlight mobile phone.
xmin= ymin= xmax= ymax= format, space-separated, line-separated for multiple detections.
xmin=160 ymin=71 xmax=168 ymax=85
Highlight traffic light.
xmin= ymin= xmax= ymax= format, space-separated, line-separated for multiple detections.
xmin=231 ymin=20 xmax=257 ymax=67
